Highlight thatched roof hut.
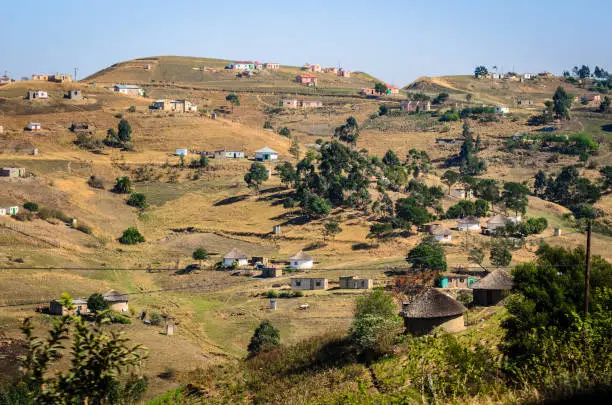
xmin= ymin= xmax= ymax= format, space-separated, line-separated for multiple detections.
xmin=400 ymin=289 xmax=466 ymax=335
xmin=471 ymin=269 xmax=513 ymax=306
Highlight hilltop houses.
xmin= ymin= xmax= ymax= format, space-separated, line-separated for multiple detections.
xmin=400 ymin=100 xmax=431 ymax=112
xmin=338 ymin=68 xmax=351 ymax=77
xmin=0 ymin=205 xmax=20 ymax=216
xmin=400 ymin=289 xmax=466 ymax=335
xmin=362 ymin=85 xmax=399 ymax=97
xmin=386 ymin=85 xmax=400 ymax=96
xmin=324 ymin=67 xmax=338 ymax=74
xmin=456 ymin=217 xmax=481 ymax=231
xmin=31 ymin=74 xmax=72 ymax=83
xmin=65 ymin=89 xmax=82 ymax=100
xmin=296 ymin=74 xmax=317 ymax=86
xmin=483 ymin=214 xmax=520 ymax=235
xmin=151 ymin=99 xmax=198 ymax=112
xmin=26 ymin=90 xmax=48 ymax=100
xmin=0 ymin=75 xmax=12 ymax=85
xmin=289 ymin=251 xmax=313 ymax=269
xmin=114 ymin=85 xmax=144 ymax=96
xmin=291 ymin=277 xmax=327 ymax=290
xmin=49 ymin=298 xmax=88 ymax=316
xmin=223 ymin=248 xmax=249 ymax=267
xmin=426 ymin=224 xmax=452 ymax=242
xmin=32 ymin=74 xmax=49 ymax=81
xmin=255 ymin=147 xmax=279 ymax=161
xmin=228 ymin=61 xmax=254 ymax=70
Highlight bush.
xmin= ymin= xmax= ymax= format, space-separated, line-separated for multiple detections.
xmin=127 ymin=193 xmax=148 ymax=209
xmin=76 ymin=223 xmax=93 ymax=235
xmin=113 ymin=177 xmax=132 ymax=194
xmin=127 ymin=105 xmax=136 ymax=113
xmin=439 ymin=111 xmax=460 ymax=122
xmin=149 ymin=312 xmax=162 ymax=326
xmin=87 ymin=175 xmax=105 ymax=189
xmin=263 ymin=121 xmax=273 ymax=129
xmin=278 ymin=127 xmax=291 ymax=138
xmin=265 ymin=290 xmax=280 ymax=298
xmin=248 ymin=320 xmax=281 ymax=357
xmin=119 ymin=227 xmax=145 ymax=245
xmin=109 ymin=313 xmax=131 ymax=324
xmin=87 ymin=293 xmax=109 ymax=313
xmin=23 ymin=202 xmax=39 ymax=212
xmin=13 ymin=211 xmax=33 ymax=221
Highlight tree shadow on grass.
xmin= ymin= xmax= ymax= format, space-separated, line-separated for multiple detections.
xmin=280 ymin=216 xmax=310 ymax=226
xmin=602 ymin=124 xmax=612 ymax=132
xmin=352 ymin=242 xmax=375 ymax=251
xmin=213 ymin=194 xmax=250 ymax=206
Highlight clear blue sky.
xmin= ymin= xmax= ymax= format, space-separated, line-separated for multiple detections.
xmin=2 ymin=0 xmax=611 ymax=85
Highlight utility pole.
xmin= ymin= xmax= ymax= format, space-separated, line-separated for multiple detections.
xmin=584 ymin=221 xmax=592 ymax=314
xmin=74 ymin=67 xmax=78 ymax=81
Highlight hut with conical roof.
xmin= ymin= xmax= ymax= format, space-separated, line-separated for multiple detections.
xmin=289 ymin=251 xmax=313 ymax=269
xmin=103 ymin=290 xmax=129 ymax=312
xmin=223 ymin=248 xmax=249 ymax=267
xmin=400 ymin=289 xmax=466 ymax=335
xmin=470 ymin=269 xmax=514 ymax=306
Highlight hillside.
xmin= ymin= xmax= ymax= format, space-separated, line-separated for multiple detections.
xmin=84 ymin=55 xmax=382 ymax=95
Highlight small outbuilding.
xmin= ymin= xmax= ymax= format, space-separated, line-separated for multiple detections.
xmin=457 ymin=217 xmax=480 ymax=231
xmin=175 ymin=148 xmax=188 ymax=156
xmin=26 ymin=90 xmax=48 ymax=100
xmin=214 ymin=150 xmax=244 ymax=159
xmin=289 ymin=251 xmax=313 ymax=269
xmin=49 ymin=298 xmax=88 ymax=316
xmin=427 ymin=224 xmax=452 ymax=242
xmin=223 ymin=248 xmax=249 ymax=267
xmin=262 ymin=267 xmax=282 ymax=278
xmin=400 ymin=289 xmax=466 ymax=335
xmin=27 ymin=122 xmax=41 ymax=131
xmin=339 ymin=276 xmax=373 ymax=289
xmin=255 ymin=147 xmax=279 ymax=161
xmin=65 ymin=89 xmax=82 ymax=100
xmin=291 ymin=277 xmax=328 ymax=290
xmin=470 ymin=269 xmax=514 ymax=306
xmin=103 ymin=290 xmax=129 ymax=312
xmin=440 ymin=273 xmax=479 ymax=288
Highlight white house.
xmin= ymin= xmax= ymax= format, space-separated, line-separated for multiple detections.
xmin=175 ymin=148 xmax=188 ymax=156
xmin=27 ymin=122 xmax=41 ymax=131
xmin=223 ymin=248 xmax=249 ymax=267
xmin=265 ymin=63 xmax=280 ymax=70
xmin=522 ymin=73 xmax=536 ymax=79
xmin=450 ymin=188 xmax=473 ymax=199
xmin=457 ymin=217 xmax=481 ymax=231
xmin=0 ymin=206 xmax=19 ymax=216
xmin=507 ymin=215 xmax=522 ymax=224
xmin=26 ymin=90 xmax=48 ymax=99
xmin=289 ymin=251 xmax=313 ymax=269
xmin=428 ymin=224 xmax=452 ymax=242
xmin=114 ymin=85 xmax=144 ymax=96
xmin=495 ymin=105 xmax=510 ymax=114
xmin=484 ymin=214 xmax=509 ymax=234
xmin=214 ymin=150 xmax=244 ymax=159
xmin=255 ymin=147 xmax=279 ymax=161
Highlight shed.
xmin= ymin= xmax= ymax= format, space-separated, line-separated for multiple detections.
xmin=223 ymin=248 xmax=248 ymax=267
xmin=103 ymin=290 xmax=129 ymax=312
xmin=457 ymin=217 xmax=480 ymax=231
xmin=65 ymin=89 xmax=82 ymax=100
xmin=49 ymin=298 xmax=88 ymax=316
xmin=26 ymin=90 xmax=48 ymax=100
xmin=470 ymin=269 xmax=513 ymax=306
xmin=440 ymin=273 xmax=479 ymax=288
xmin=255 ymin=147 xmax=279 ymax=161
xmin=214 ymin=150 xmax=244 ymax=159
xmin=262 ymin=267 xmax=282 ymax=278
xmin=289 ymin=251 xmax=313 ymax=269
xmin=400 ymin=289 xmax=466 ymax=335
xmin=1 ymin=167 xmax=26 ymax=178
xmin=339 ymin=276 xmax=373 ymax=289
xmin=291 ymin=277 xmax=328 ymax=290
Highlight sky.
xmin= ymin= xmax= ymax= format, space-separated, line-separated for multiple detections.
xmin=2 ymin=0 xmax=611 ymax=86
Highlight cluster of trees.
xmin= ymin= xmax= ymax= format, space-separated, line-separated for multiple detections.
xmin=529 ymin=86 xmax=573 ymax=124
xmin=332 ymin=117 xmax=360 ymax=147
xmin=105 ymin=119 xmax=133 ymax=149
xmin=564 ymin=65 xmax=610 ymax=79
xmin=496 ymin=217 xmax=548 ymax=237
xmin=507 ymin=133 xmax=598 ymax=161
xmin=432 ymin=92 xmax=449 ymax=105
xmin=534 ymin=166 xmax=602 ymax=215
xmin=445 ymin=122 xmax=487 ymax=176
xmin=444 ymin=199 xmax=489 ymax=219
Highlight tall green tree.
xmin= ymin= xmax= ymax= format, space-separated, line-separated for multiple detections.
xmin=322 ymin=220 xmax=342 ymax=244
xmin=552 ymin=86 xmax=572 ymax=120
xmin=501 ymin=182 xmax=529 ymax=215
xmin=117 ymin=119 xmax=132 ymax=142
xmin=113 ymin=176 xmax=133 ymax=194
xmin=333 ymin=117 xmax=360 ymax=147
xmin=490 ymin=241 xmax=512 ymax=266
xmin=534 ymin=170 xmax=547 ymax=196
xmin=226 ymin=93 xmax=240 ymax=111
xmin=382 ymin=149 xmax=400 ymax=166
xmin=407 ymin=237 xmax=447 ymax=271
xmin=192 ymin=248 xmax=209 ymax=267
xmin=442 ymin=170 xmax=459 ymax=194
xmin=86 ymin=293 xmax=109 ymax=314
xmin=351 ymin=289 xmax=401 ymax=358
xmin=374 ymin=82 xmax=388 ymax=95
xmin=244 ymin=163 xmax=269 ymax=193
xmin=474 ymin=66 xmax=488 ymax=78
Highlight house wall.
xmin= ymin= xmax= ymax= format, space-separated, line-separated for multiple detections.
xmin=404 ymin=314 xmax=465 ymax=335
xmin=473 ymin=289 xmax=508 ymax=306
xmin=108 ymin=301 xmax=128 ymax=312
xmin=262 ymin=268 xmax=282 ymax=278
xmin=223 ymin=258 xmax=248 ymax=267
xmin=457 ymin=223 xmax=480 ymax=231
xmin=290 ymin=259 xmax=313 ymax=269
xmin=434 ymin=234 xmax=451 ymax=242
xmin=255 ymin=152 xmax=278 ymax=161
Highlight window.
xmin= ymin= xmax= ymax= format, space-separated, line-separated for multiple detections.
xmin=295 ymin=280 xmax=301 ymax=287
xmin=315 ymin=281 xmax=321 ymax=287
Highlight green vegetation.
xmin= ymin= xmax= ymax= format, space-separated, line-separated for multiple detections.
xmin=244 ymin=163 xmax=269 ymax=193
xmin=113 ymin=176 xmax=133 ymax=194
xmin=149 ymin=312 xmax=162 ymax=326
xmin=474 ymin=65 xmax=488 ymax=78
xmin=247 ymin=320 xmax=280 ymax=357
xmin=374 ymin=82 xmax=388 ymax=94
xmin=86 ymin=292 xmax=109 ymax=313
xmin=23 ymin=202 xmax=38 ymax=212
xmin=119 ymin=227 xmax=145 ymax=245
xmin=552 ymin=86 xmax=572 ymax=120
xmin=432 ymin=92 xmax=449 ymax=105
xmin=333 ymin=117 xmax=360 ymax=146
xmin=490 ymin=240 xmax=512 ymax=266
xmin=192 ymin=248 xmax=209 ymax=267
xmin=407 ymin=237 xmax=447 ymax=270
xmin=278 ymin=126 xmax=291 ymax=137
xmin=225 ymin=93 xmax=240 ymax=111
xmin=126 ymin=193 xmax=148 ymax=209
xmin=105 ymin=119 xmax=133 ymax=149
xmin=445 ymin=199 xmax=489 ymax=218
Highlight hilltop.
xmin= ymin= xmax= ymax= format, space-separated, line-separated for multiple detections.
xmin=84 ymin=55 xmax=382 ymax=95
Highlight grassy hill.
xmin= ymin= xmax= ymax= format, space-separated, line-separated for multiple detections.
xmin=84 ymin=55 xmax=382 ymax=96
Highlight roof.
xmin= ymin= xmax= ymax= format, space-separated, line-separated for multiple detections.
xmin=470 ymin=269 xmax=514 ymax=290
xmin=103 ymin=290 xmax=129 ymax=302
xmin=224 ymin=248 xmax=248 ymax=260
xmin=289 ymin=251 xmax=313 ymax=261
xmin=232 ymin=61 xmax=253 ymax=64
xmin=114 ymin=84 xmax=141 ymax=89
xmin=429 ymin=224 xmax=452 ymax=236
xmin=298 ymin=74 xmax=317 ymax=78
xmin=401 ymin=289 xmax=466 ymax=318
xmin=487 ymin=214 xmax=508 ymax=226
xmin=53 ymin=298 xmax=87 ymax=305
xmin=29 ymin=122 xmax=41 ymax=125
xmin=457 ymin=216 xmax=480 ymax=224
xmin=255 ymin=147 xmax=278 ymax=154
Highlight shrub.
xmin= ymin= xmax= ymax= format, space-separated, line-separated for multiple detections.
xmin=110 ymin=313 xmax=131 ymax=324
xmin=263 ymin=121 xmax=273 ymax=129
xmin=13 ymin=211 xmax=33 ymax=221
xmin=127 ymin=193 xmax=148 ymax=209
xmin=248 ymin=320 xmax=281 ymax=357
xmin=23 ymin=202 xmax=39 ymax=212
xmin=149 ymin=312 xmax=162 ymax=326
xmin=127 ymin=105 xmax=136 ymax=113
xmin=113 ymin=176 xmax=132 ymax=194
xmin=87 ymin=175 xmax=105 ymax=189
xmin=278 ymin=127 xmax=291 ymax=137
xmin=265 ymin=290 xmax=280 ymax=298
xmin=439 ymin=111 xmax=460 ymax=122
xmin=115 ymin=113 xmax=123 ymax=119
xmin=87 ymin=293 xmax=109 ymax=313
xmin=119 ymin=227 xmax=145 ymax=245
xmin=76 ymin=223 xmax=93 ymax=235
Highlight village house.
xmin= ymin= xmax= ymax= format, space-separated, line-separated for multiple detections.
xmin=175 ymin=148 xmax=188 ymax=156
xmin=31 ymin=74 xmax=49 ymax=81
xmin=280 ymin=99 xmax=299 ymax=108
xmin=495 ymin=105 xmax=510 ymax=114
xmin=309 ymin=64 xmax=322 ymax=73
xmin=338 ymin=68 xmax=351 ymax=77
xmin=49 ymin=74 xmax=72 ymax=83
xmin=339 ymin=276 xmax=373 ymax=289
xmin=300 ymin=100 xmax=323 ymax=108
xmin=0 ymin=75 xmax=12 ymax=85
xmin=265 ymin=63 xmax=280 ymax=70
xmin=223 ymin=248 xmax=249 ymax=267
xmin=70 ymin=122 xmax=93 ymax=135
xmin=483 ymin=214 xmax=509 ymax=235
xmin=296 ymin=74 xmax=317 ymax=86
xmin=253 ymin=61 xmax=263 ymax=70
xmin=255 ymin=147 xmax=278 ymax=161
xmin=539 ymin=72 xmax=553 ymax=78
xmin=26 ymin=90 xmax=48 ymax=99
xmin=228 ymin=61 xmax=254 ymax=70
xmin=471 ymin=269 xmax=514 ymax=306
xmin=144 ymin=64 xmax=151 ymax=70
xmin=0 ymin=205 xmax=20 ymax=216
xmin=1 ymin=167 xmax=26 ymax=178
xmin=49 ymin=297 xmax=88 ymax=316
xmin=27 ymin=122 xmax=41 ymax=131
xmin=400 ymin=289 xmax=466 ymax=335
xmin=361 ymin=88 xmax=378 ymax=96
xmin=456 ymin=217 xmax=481 ymax=231
xmin=427 ymin=224 xmax=452 ymax=242
xmin=450 ymin=188 xmax=473 ymax=199
xmin=517 ymin=99 xmax=534 ymax=106
xmin=522 ymin=73 xmax=536 ymax=80
xmin=439 ymin=273 xmax=479 ymax=289
xmin=581 ymin=94 xmax=602 ymax=105
xmin=289 ymin=251 xmax=314 ymax=269
xmin=290 ymin=277 xmax=327 ymax=290
xmin=400 ymin=100 xmax=431 ymax=112
xmin=262 ymin=267 xmax=282 ymax=278
xmin=386 ymin=85 xmax=400 ymax=96
xmin=324 ymin=67 xmax=338 ymax=74
xmin=151 ymin=99 xmax=198 ymax=112
xmin=65 ymin=89 xmax=82 ymax=100
xmin=214 ymin=150 xmax=244 ymax=159
xmin=103 ymin=290 xmax=129 ymax=312
xmin=114 ymin=85 xmax=144 ymax=96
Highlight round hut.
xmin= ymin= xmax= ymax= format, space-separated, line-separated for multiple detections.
xmin=401 ymin=289 xmax=466 ymax=335
xmin=103 ymin=290 xmax=129 ymax=312
xmin=470 ymin=269 xmax=513 ymax=306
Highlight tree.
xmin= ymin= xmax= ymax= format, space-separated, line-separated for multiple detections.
xmin=432 ymin=92 xmax=449 ymax=105
xmin=382 ymin=149 xmax=400 ymax=166
xmin=442 ymin=170 xmax=459 ymax=194
xmin=226 ymin=93 xmax=240 ymax=111
xmin=149 ymin=312 xmax=162 ymax=326
xmin=119 ymin=227 xmax=145 ymax=245
xmin=407 ymin=237 xmax=447 ymax=271
xmin=20 ymin=295 xmax=147 ymax=404
xmin=113 ymin=176 xmax=132 ymax=194
xmin=127 ymin=193 xmax=148 ymax=209
xmin=466 ymin=93 xmax=473 ymax=102
xmin=244 ymin=163 xmax=269 ymax=193
xmin=275 ymin=161 xmax=297 ymax=188
xmin=600 ymin=165 xmax=612 ymax=191
xmin=87 ymin=292 xmax=109 ymax=314
xmin=490 ymin=241 xmax=512 ymax=266
xmin=279 ymin=126 xmax=291 ymax=137
xmin=395 ymin=197 xmax=431 ymax=230
xmin=383 ymin=165 xmax=409 ymax=191
xmin=374 ymin=82 xmax=388 ymax=95
xmin=552 ymin=86 xmax=572 ymax=120
xmin=117 ymin=119 xmax=132 ymax=142
xmin=534 ymin=170 xmax=547 ymax=196
xmin=351 ymin=289 xmax=401 ymax=358
xmin=367 ymin=222 xmax=393 ymax=242
xmin=23 ymin=202 xmax=39 ymax=212
xmin=474 ymin=66 xmax=488 ymax=78
xmin=378 ymin=104 xmax=389 ymax=116
xmin=289 ymin=137 xmax=300 ymax=159
xmin=322 ymin=220 xmax=342 ymax=244
xmin=599 ymin=96 xmax=611 ymax=113
xmin=333 ymin=117 xmax=360 ymax=147
xmin=501 ymin=182 xmax=529 ymax=215
xmin=301 ymin=192 xmax=331 ymax=218
xmin=192 ymin=248 xmax=209 ymax=268
xmin=247 ymin=320 xmax=280 ymax=357
xmin=468 ymin=248 xmax=485 ymax=266
xmin=575 ymin=65 xmax=591 ymax=79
